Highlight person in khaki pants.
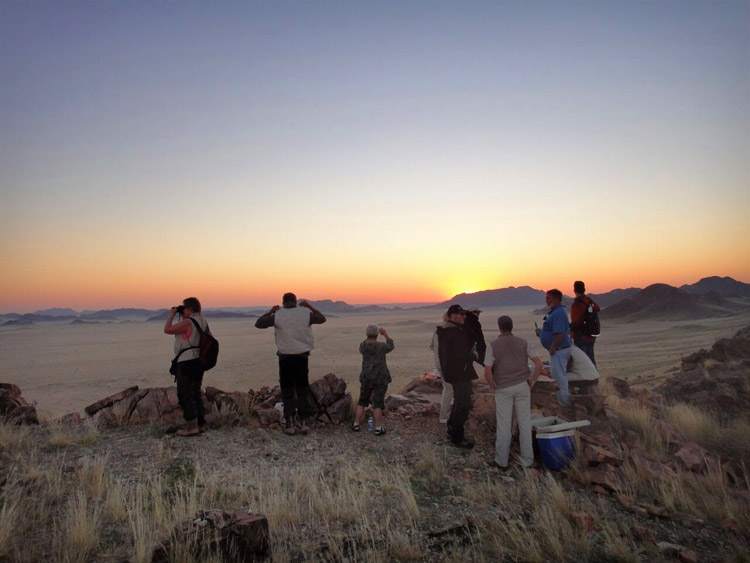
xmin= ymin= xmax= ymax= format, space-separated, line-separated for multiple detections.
xmin=484 ymin=315 xmax=543 ymax=469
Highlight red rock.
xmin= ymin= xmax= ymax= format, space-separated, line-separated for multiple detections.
xmin=677 ymin=550 xmax=698 ymax=563
xmin=0 ymin=383 xmax=22 ymax=401
xmin=469 ymin=393 xmax=496 ymax=429
xmin=583 ymin=444 xmax=623 ymax=467
xmin=256 ymin=408 xmax=280 ymax=426
xmin=327 ymin=394 xmax=352 ymax=423
xmin=673 ymin=442 xmax=709 ymax=473
xmin=54 ymin=412 xmax=83 ymax=424
xmin=402 ymin=376 xmax=443 ymax=395
xmin=309 ymin=379 xmax=334 ymax=407
xmin=629 ymin=448 xmax=675 ymax=483
xmin=152 ymin=510 xmax=269 ymax=563
xmin=586 ymin=465 xmax=622 ymax=492
xmin=204 ymin=386 xmax=227 ymax=402
xmin=570 ymin=511 xmax=597 ymax=532
xmin=323 ymin=373 xmax=347 ymax=397
xmin=0 ymin=384 xmax=39 ymax=424
xmin=84 ymin=386 xmax=139 ymax=416
xmin=214 ymin=392 xmax=252 ymax=413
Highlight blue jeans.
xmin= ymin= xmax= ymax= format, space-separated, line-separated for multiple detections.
xmin=549 ymin=348 xmax=571 ymax=406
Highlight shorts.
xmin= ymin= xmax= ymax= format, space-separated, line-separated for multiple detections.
xmin=357 ymin=381 xmax=388 ymax=410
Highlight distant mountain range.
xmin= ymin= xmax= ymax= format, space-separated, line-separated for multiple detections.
xmin=2 ymin=276 xmax=748 ymax=325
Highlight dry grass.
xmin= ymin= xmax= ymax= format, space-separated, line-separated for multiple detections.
xmin=608 ymin=397 xmax=669 ymax=459
xmin=0 ymin=418 xmax=748 ymax=562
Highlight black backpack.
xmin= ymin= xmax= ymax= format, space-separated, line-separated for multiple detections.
xmin=171 ymin=318 xmax=219 ymax=372
xmin=577 ymin=298 xmax=601 ymax=338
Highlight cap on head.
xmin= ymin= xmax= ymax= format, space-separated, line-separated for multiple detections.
xmin=574 ymin=281 xmax=586 ymax=294
xmin=365 ymin=324 xmax=379 ymax=337
xmin=469 ymin=307 xmax=481 ymax=314
xmin=446 ymin=304 xmax=465 ymax=317
xmin=497 ymin=315 xmax=513 ymax=332
xmin=282 ymin=292 xmax=297 ymax=305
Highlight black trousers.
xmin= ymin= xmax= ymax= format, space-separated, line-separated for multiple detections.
xmin=175 ymin=358 xmax=205 ymax=425
xmin=448 ymin=379 xmax=473 ymax=444
xmin=279 ymin=354 xmax=310 ymax=419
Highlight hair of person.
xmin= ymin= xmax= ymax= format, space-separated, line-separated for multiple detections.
xmin=183 ymin=297 xmax=201 ymax=313
xmin=546 ymin=289 xmax=563 ymax=300
xmin=574 ymin=280 xmax=586 ymax=294
xmin=365 ymin=324 xmax=379 ymax=337
xmin=497 ymin=315 xmax=513 ymax=332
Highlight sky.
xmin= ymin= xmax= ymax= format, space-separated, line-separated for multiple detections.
xmin=1 ymin=1 xmax=748 ymax=313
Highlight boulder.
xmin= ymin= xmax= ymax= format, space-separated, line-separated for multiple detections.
xmin=327 ymin=394 xmax=352 ymax=423
xmin=309 ymin=379 xmax=334 ymax=407
xmin=0 ymin=384 xmax=39 ymax=425
xmin=214 ymin=392 xmax=252 ymax=414
xmin=585 ymin=464 xmax=622 ymax=492
xmin=256 ymin=408 xmax=280 ymax=427
xmin=54 ymin=412 xmax=83 ymax=425
xmin=324 ymin=373 xmax=347 ymax=398
xmin=628 ymin=449 xmax=675 ymax=484
xmin=673 ymin=442 xmax=710 ymax=473
xmin=583 ymin=444 xmax=623 ymax=467
xmin=84 ymin=386 xmax=139 ymax=416
xmin=402 ymin=375 xmax=443 ymax=395
xmin=469 ymin=393 xmax=496 ymax=429
xmin=152 ymin=510 xmax=269 ymax=563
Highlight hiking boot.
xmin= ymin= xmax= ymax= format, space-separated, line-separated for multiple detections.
xmin=295 ymin=416 xmax=309 ymax=435
xmin=487 ymin=460 xmax=509 ymax=470
xmin=177 ymin=420 xmax=199 ymax=437
xmin=451 ymin=439 xmax=474 ymax=450
xmin=284 ymin=419 xmax=296 ymax=436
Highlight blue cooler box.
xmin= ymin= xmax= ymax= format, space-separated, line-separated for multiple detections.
xmin=536 ymin=429 xmax=576 ymax=470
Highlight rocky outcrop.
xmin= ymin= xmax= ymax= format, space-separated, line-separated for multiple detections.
xmin=83 ymin=373 xmax=352 ymax=428
xmin=152 ymin=510 xmax=269 ymax=563
xmin=0 ymin=383 xmax=39 ymax=425
xmin=655 ymin=324 xmax=750 ymax=416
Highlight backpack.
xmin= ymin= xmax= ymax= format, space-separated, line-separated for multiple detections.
xmin=188 ymin=317 xmax=219 ymax=370
xmin=577 ymin=297 xmax=601 ymax=338
xmin=171 ymin=318 xmax=220 ymax=373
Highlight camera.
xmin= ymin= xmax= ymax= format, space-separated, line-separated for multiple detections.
xmin=175 ymin=305 xmax=185 ymax=315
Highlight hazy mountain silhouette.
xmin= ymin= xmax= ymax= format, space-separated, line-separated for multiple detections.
xmin=32 ymin=307 xmax=79 ymax=317
xmin=602 ymin=283 xmax=745 ymax=320
xmin=588 ymin=288 xmax=641 ymax=308
xmin=430 ymin=286 xmax=548 ymax=310
xmin=680 ymin=276 xmax=750 ymax=298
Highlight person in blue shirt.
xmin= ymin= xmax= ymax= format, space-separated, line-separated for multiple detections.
xmin=539 ymin=289 xmax=572 ymax=407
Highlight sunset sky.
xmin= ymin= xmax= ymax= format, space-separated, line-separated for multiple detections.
xmin=1 ymin=1 xmax=748 ymax=313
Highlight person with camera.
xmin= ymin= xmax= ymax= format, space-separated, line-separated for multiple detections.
xmin=164 ymin=297 xmax=210 ymax=437
xmin=255 ymin=292 xmax=326 ymax=435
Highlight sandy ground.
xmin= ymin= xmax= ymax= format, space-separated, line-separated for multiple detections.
xmin=2 ymin=306 xmax=749 ymax=420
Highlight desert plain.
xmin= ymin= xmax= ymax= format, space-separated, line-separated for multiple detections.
xmin=3 ymin=305 xmax=750 ymax=420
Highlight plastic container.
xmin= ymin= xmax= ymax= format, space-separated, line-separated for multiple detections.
xmin=367 ymin=415 xmax=374 ymax=432
xmin=536 ymin=429 xmax=576 ymax=470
